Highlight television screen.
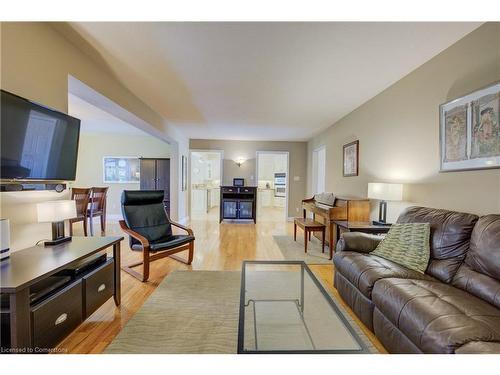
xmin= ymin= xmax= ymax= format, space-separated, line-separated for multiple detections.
xmin=1 ymin=90 xmax=81 ymax=181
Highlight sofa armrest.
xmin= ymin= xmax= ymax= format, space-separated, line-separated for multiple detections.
xmin=336 ymin=232 xmax=383 ymax=253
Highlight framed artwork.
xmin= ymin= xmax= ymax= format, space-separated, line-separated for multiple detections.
xmin=103 ymin=157 xmax=140 ymax=183
xmin=181 ymin=155 xmax=188 ymax=191
xmin=343 ymin=140 xmax=359 ymax=177
xmin=440 ymin=81 xmax=500 ymax=172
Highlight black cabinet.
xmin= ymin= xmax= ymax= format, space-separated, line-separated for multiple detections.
xmin=0 ymin=237 xmax=122 ymax=352
xmin=222 ymin=200 xmax=238 ymax=219
xmin=220 ymin=186 xmax=257 ymax=223
xmin=31 ymin=280 xmax=83 ymax=349
xmin=238 ymin=201 xmax=254 ymax=219
xmin=140 ymin=158 xmax=170 ymax=214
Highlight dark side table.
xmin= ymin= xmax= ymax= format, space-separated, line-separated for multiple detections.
xmin=332 ymin=221 xmax=391 ymax=252
xmin=0 ymin=236 xmax=123 ymax=351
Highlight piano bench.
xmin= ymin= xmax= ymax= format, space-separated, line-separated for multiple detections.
xmin=293 ymin=218 xmax=326 ymax=254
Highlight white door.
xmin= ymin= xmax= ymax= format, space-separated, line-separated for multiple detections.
xmin=312 ymin=146 xmax=326 ymax=194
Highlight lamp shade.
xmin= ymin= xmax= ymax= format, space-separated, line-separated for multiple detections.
xmin=367 ymin=183 xmax=403 ymax=201
xmin=37 ymin=200 xmax=77 ymax=223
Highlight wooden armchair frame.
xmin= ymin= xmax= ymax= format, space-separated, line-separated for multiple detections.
xmin=119 ymin=220 xmax=194 ymax=282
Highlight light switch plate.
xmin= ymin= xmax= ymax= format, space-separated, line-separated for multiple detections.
xmin=293 ymin=176 xmax=300 ymax=181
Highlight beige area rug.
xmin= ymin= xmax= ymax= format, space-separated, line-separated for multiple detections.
xmin=105 ymin=270 xmax=377 ymax=354
xmin=105 ymin=271 xmax=240 ymax=354
xmin=273 ymin=235 xmax=332 ymax=264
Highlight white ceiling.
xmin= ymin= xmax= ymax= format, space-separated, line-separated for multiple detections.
xmin=66 ymin=22 xmax=481 ymax=141
xmin=68 ymin=93 xmax=148 ymax=135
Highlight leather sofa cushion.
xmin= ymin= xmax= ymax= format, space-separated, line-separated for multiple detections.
xmin=463 ymin=214 xmax=500 ymax=279
xmin=333 ymin=251 xmax=434 ymax=299
xmin=336 ymin=232 xmax=382 ymax=253
xmin=452 ymin=214 xmax=500 ymax=308
xmin=372 ymin=278 xmax=500 ymax=353
xmin=131 ymin=234 xmax=194 ymax=252
xmin=397 ymin=206 xmax=478 ymax=283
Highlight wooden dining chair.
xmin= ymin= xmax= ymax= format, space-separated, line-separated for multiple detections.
xmin=88 ymin=187 xmax=109 ymax=235
xmin=69 ymin=188 xmax=91 ymax=236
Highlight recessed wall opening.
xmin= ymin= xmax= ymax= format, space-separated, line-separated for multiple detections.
xmin=68 ymin=91 xmax=171 ymax=234
xmin=256 ymin=151 xmax=289 ymax=222
xmin=189 ymin=150 xmax=223 ymax=222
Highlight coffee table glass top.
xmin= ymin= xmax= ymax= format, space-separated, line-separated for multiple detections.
xmin=237 ymin=261 xmax=368 ymax=354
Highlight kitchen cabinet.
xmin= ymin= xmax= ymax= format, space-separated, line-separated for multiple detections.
xmin=191 ymin=189 xmax=208 ymax=214
xmin=274 ymin=196 xmax=286 ymax=208
xmin=210 ymin=188 xmax=220 ymax=208
xmin=258 ymin=189 xmax=273 ymax=207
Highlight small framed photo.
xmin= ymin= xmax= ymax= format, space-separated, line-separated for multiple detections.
xmin=440 ymin=81 xmax=500 ymax=172
xmin=343 ymin=140 xmax=359 ymax=177
xmin=103 ymin=157 xmax=140 ymax=183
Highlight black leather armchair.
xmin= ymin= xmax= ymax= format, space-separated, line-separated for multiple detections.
xmin=119 ymin=190 xmax=195 ymax=282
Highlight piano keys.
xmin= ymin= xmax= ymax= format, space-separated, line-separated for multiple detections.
xmin=302 ymin=195 xmax=370 ymax=259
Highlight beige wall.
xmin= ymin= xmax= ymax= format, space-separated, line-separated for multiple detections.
xmin=222 ymin=158 xmax=257 ymax=186
xmin=190 ymin=139 xmax=308 ymax=217
xmin=74 ymin=133 xmax=171 ymax=218
xmin=0 ymin=22 xmax=187 ymax=251
xmin=307 ymin=22 xmax=500 ymax=222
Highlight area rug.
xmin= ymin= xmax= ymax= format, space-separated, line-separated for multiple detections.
xmin=105 ymin=271 xmax=240 ymax=354
xmin=105 ymin=270 xmax=377 ymax=353
xmin=273 ymin=235 xmax=332 ymax=264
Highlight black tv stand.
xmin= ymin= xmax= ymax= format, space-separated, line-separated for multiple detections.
xmin=220 ymin=186 xmax=257 ymax=223
xmin=0 ymin=236 xmax=123 ymax=352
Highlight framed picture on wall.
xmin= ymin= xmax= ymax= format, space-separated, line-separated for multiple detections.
xmin=181 ymin=155 xmax=188 ymax=191
xmin=440 ymin=81 xmax=500 ymax=172
xmin=343 ymin=140 xmax=359 ymax=177
xmin=103 ymin=157 xmax=140 ymax=183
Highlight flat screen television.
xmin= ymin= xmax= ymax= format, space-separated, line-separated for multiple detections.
xmin=1 ymin=90 xmax=81 ymax=181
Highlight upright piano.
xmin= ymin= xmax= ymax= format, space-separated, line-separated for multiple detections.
xmin=302 ymin=195 xmax=370 ymax=257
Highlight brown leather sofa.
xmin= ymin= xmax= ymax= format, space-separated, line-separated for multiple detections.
xmin=333 ymin=206 xmax=500 ymax=353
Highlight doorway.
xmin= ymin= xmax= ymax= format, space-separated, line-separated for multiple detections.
xmin=256 ymin=151 xmax=289 ymax=222
xmin=190 ymin=150 xmax=223 ymax=222
xmin=312 ymin=146 xmax=326 ymax=195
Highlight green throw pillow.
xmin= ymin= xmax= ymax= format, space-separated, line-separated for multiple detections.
xmin=371 ymin=223 xmax=431 ymax=274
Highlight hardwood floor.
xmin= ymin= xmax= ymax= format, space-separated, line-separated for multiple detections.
xmin=59 ymin=214 xmax=387 ymax=354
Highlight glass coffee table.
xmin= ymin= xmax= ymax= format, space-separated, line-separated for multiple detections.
xmin=237 ymin=261 xmax=369 ymax=354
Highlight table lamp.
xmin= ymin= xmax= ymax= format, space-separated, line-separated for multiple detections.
xmin=367 ymin=183 xmax=403 ymax=225
xmin=37 ymin=200 xmax=77 ymax=246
